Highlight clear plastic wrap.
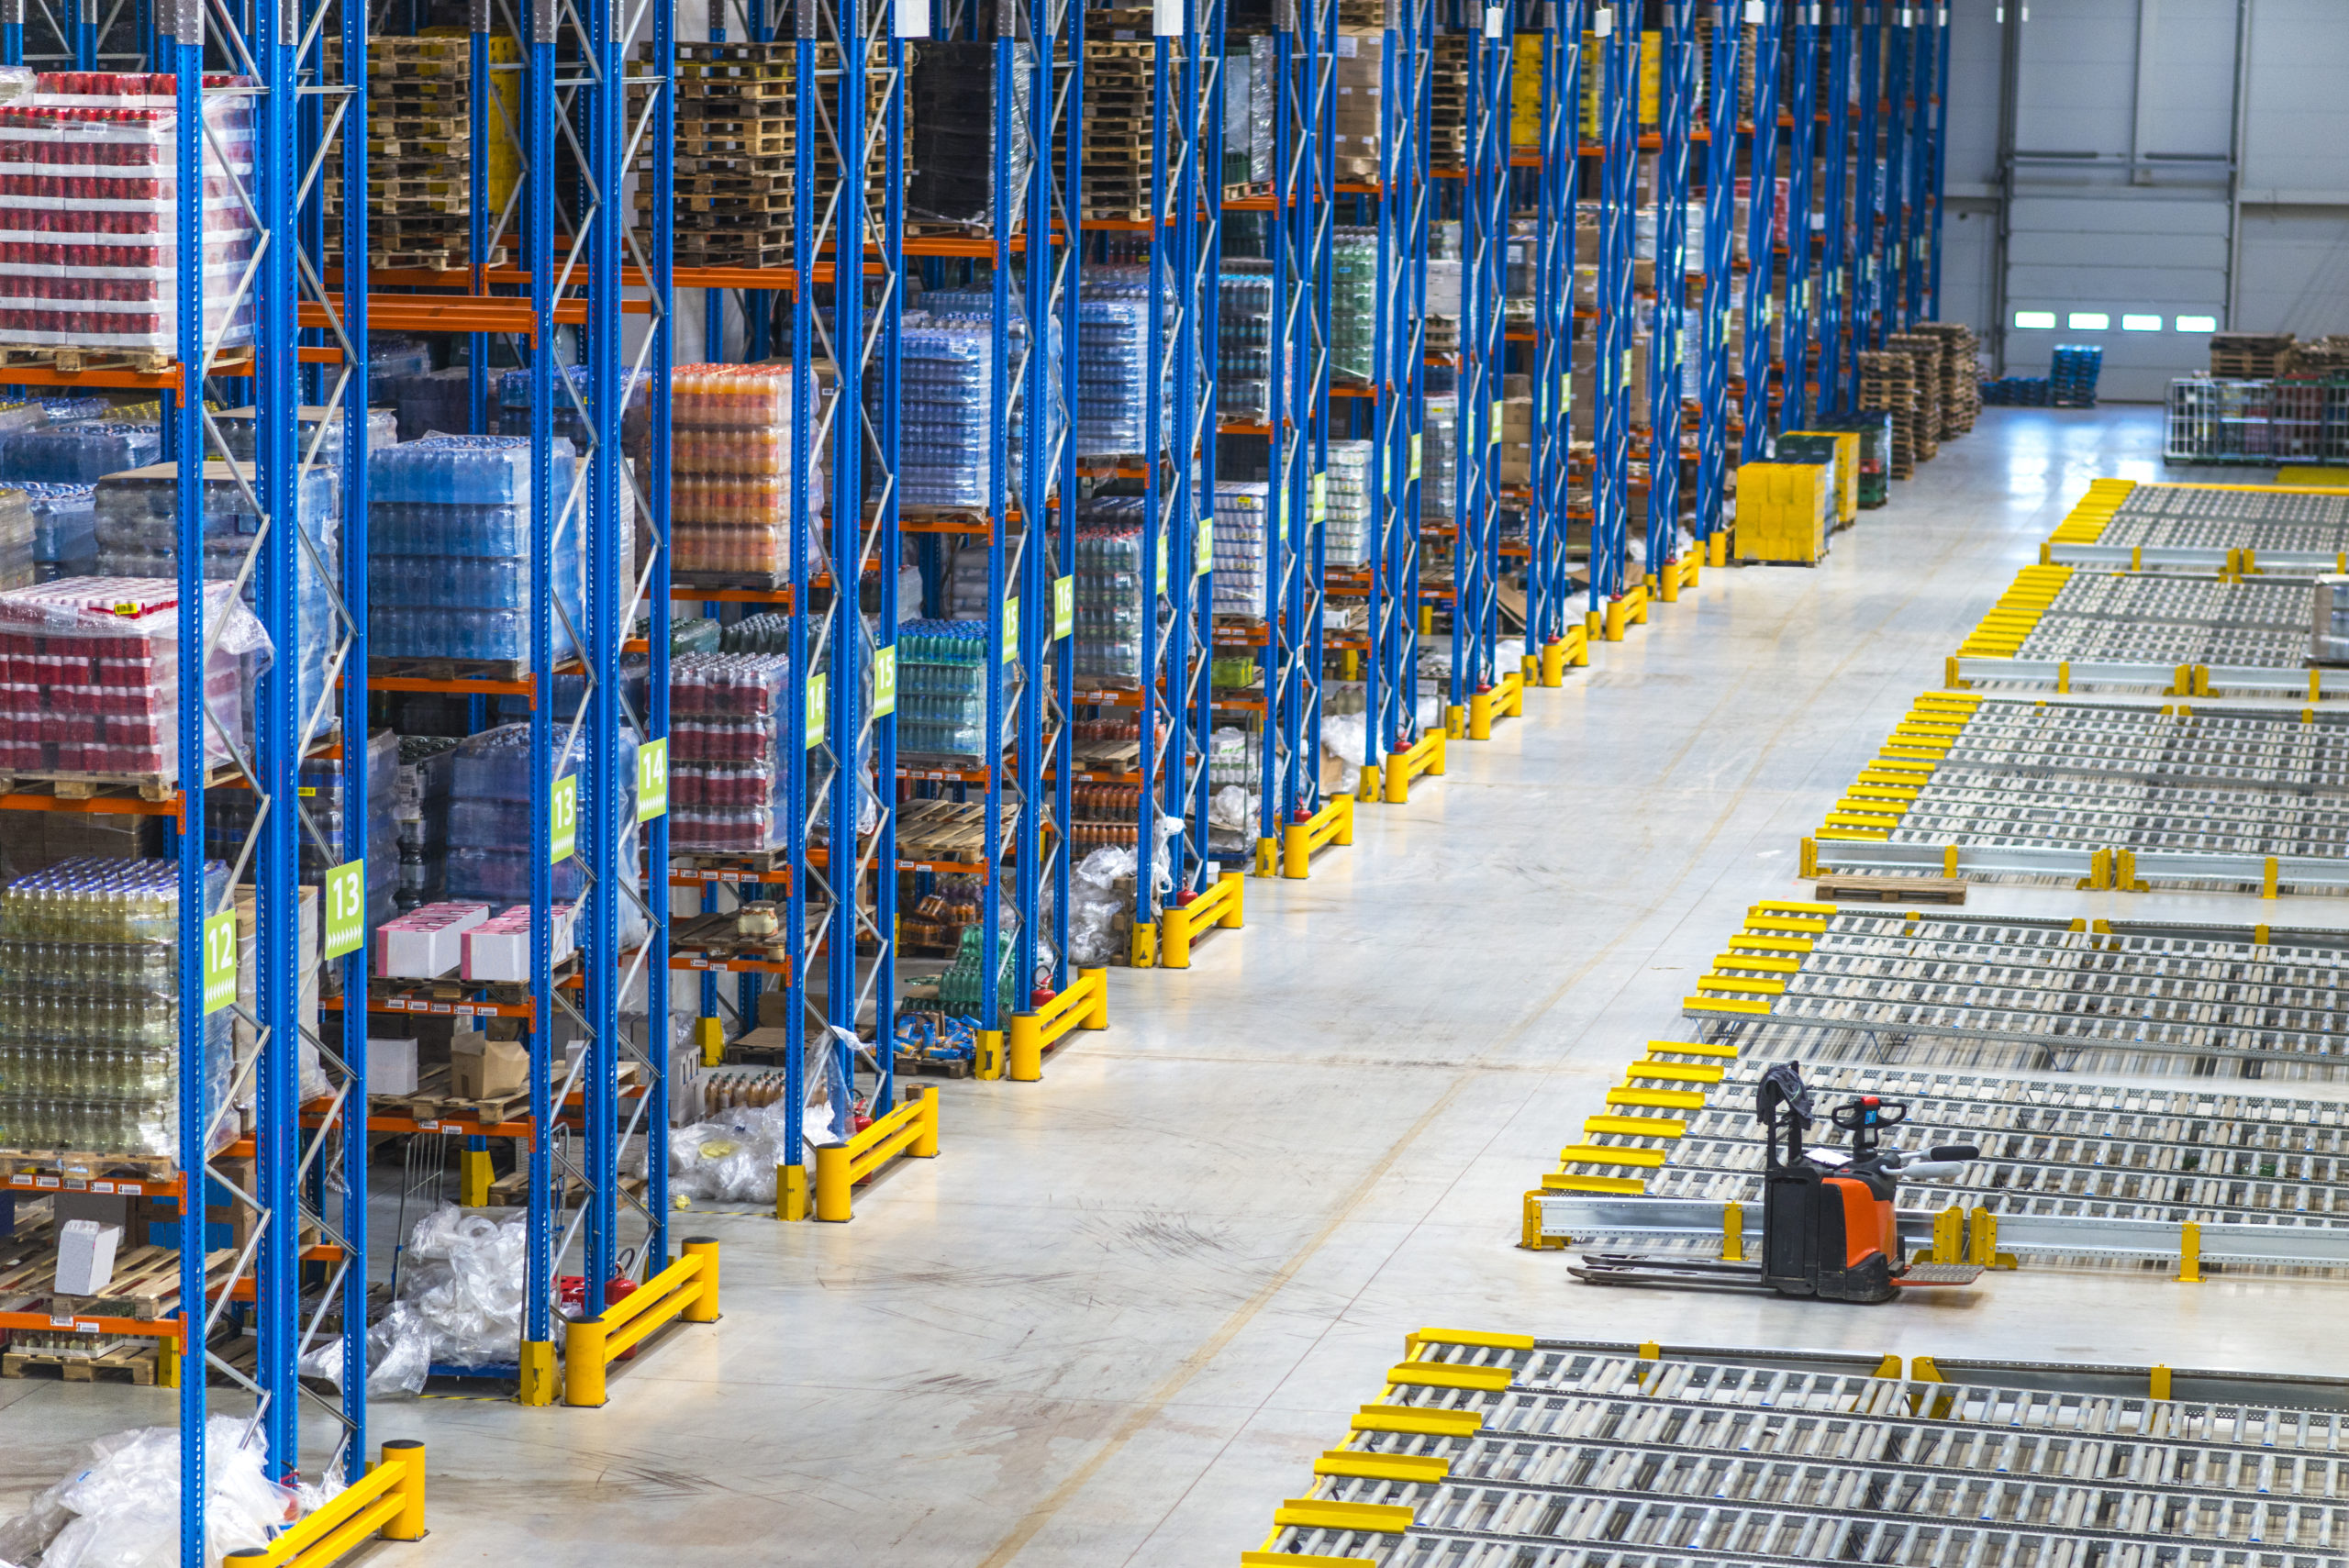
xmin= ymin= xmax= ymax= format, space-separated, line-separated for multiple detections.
xmin=0 ymin=74 xmax=260 ymax=351
xmin=0 ymin=855 xmax=233 ymax=1160
xmin=1075 ymin=271 xmax=1167 ymax=461
xmin=441 ymin=723 xmax=647 ymax=948
xmin=1074 ymin=495 xmax=1161 ymax=684
xmin=0 ymin=422 xmax=161 ymax=484
xmin=357 ymin=1206 xmax=529 ymax=1394
xmin=1066 ymin=843 xmax=1134 ymax=968
xmin=1218 ymin=265 xmax=1275 ymax=423
xmin=670 ymin=363 xmax=826 ymax=578
xmin=1210 ymin=483 xmax=1269 ymax=618
xmin=0 ymin=1415 xmax=302 ymax=1568
xmin=670 ymin=651 xmax=789 ymax=855
xmin=1330 ymin=228 xmax=1377 ymax=384
xmin=0 ymin=576 xmax=271 ymax=776
xmin=369 ymin=434 xmax=585 ymax=667
xmin=212 ymin=404 xmax=399 ymax=464
xmin=0 ymin=485 xmax=31 ymax=589
xmin=25 ymin=482 xmax=95 ymax=579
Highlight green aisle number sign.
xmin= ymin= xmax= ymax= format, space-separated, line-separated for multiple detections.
xmin=202 ymin=910 xmax=237 ymax=1015
xmin=873 ymin=646 xmax=896 ymax=717
xmin=805 ymin=673 xmax=827 ymax=749
xmin=638 ymin=738 xmax=668 ymax=822
xmin=551 ymin=775 xmax=577 ymax=862
xmin=323 ymin=861 xmax=365 ymax=961
xmin=1002 ymin=597 xmax=1019 ymax=662
xmin=1053 ymin=574 xmax=1073 ymax=639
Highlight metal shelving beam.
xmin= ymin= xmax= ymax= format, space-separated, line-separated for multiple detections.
xmin=1735 ymin=0 xmax=1776 ymax=461
xmin=1643 ymin=0 xmax=1691 ymax=585
xmin=1778 ymin=0 xmax=1812 ymax=430
xmin=1364 ymin=0 xmax=1430 ymax=800
xmin=1524 ymin=0 xmax=1578 ymax=673
xmin=1815 ymin=0 xmax=1850 ymax=414
xmin=1449 ymin=8 xmax=1508 ymax=731
xmin=1690 ymin=0 xmax=1736 ymax=546
xmin=1586 ymin=6 xmax=1630 ymax=615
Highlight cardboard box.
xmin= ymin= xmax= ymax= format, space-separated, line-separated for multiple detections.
xmin=368 ymin=1037 xmax=420 ymax=1096
xmin=450 ymin=1038 xmax=529 ymax=1099
xmin=55 ymin=1218 xmax=120 ymax=1296
xmin=374 ymin=902 xmax=491 ymax=979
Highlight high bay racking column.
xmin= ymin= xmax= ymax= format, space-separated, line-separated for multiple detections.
xmin=1522 ymin=0 xmax=1579 ymax=684
xmin=1447 ymin=2 xmax=1508 ymax=737
xmin=1692 ymin=0 xmax=1738 ymax=553
xmin=1642 ymin=0 xmax=1692 ymax=597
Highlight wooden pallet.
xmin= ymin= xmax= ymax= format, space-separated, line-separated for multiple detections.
xmin=672 ymin=911 xmax=792 ymax=967
xmin=0 ymin=1151 xmax=177 ymax=1184
xmin=369 ymin=654 xmax=531 ymax=685
xmin=1813 ymin=873 xmax=1967 ymax=906
xmin=894 ymin=1051 xmax=973 ymax=1080
xmin=3 ymin=1342 xmax=157 ymax=1385
xmin=374 ymin=1064 xmax=532 ymax=1128
xmin=0 ymin=343 xmax=171 ymax=373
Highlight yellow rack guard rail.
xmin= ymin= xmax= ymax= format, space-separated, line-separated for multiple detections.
xmin=1283 ymin=793 xmax=1355 ymax=878
xmin=1007 ymin=966 xmax=1109 ymax=1078
xmin=815 ymin=1084 xmax=942 ymax=1217
xmin=224 ymin=1441 xmax=426 ymax=1568
xmin=1384 ymin=727 xmax=1448 ymax=804
xmin=562 ymin=1237 xmax=720 ymax=1407
xmin=1161 ymin=866 xmax=1246 ymax=968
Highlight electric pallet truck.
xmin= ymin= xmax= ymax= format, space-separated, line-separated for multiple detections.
xmin=1569 ymin=1064 xmax=1987 ymax=1303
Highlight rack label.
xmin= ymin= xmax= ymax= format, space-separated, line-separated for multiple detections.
xmin=1309 ymin=473 xmax=1327 ymax=521
xmin=202 ymin=910 xmax=237 ymax=1016
xmin=893 ymin=0 xmax=927 ymax=34
xmin=323 ymin=861 xmax=365 ymax=960
xmin=1409 ymin=435 xmax=1422 ymax=480
xmin=873 ymin=646 xmax=897 ymax=717
xmin=550 ymin=775 xmax=577 ymax=862
xmin=1053 ymin=574 xmax=1074 ymax=639
xmin=1155 ymin=529 xmax=1169 ymax=586
xmin=805 ymin=673 xmax=827 ymax=749
xmin=1002 ymin=597 xmax=1019 ymax=662
xmin=1196 ymin=522 xmax=1212 ymax=577
xmin=638 ymin=738 xmax=669 ymax=823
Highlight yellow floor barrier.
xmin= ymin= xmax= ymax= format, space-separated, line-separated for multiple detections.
xmin=816 ymin=1086 xmax=942 ymax=1214
xmin=561 ymin=1238 xmax=721 ymax=1407
xmin=1382 ymin=727 xmax=1447 ymax=803
xmin=1281 ymin=793 xmax=1354 ymax=878
xmin=1160 ymin=867 xmax=1245 ymax=968
xmin=224 ymin=1442 xmax=426 ymax=1568
xmin=1008 ymin=968 xmax=1109 ymax=1078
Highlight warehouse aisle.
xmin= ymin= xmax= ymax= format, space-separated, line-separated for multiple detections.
xmin=0 ymin=406 xmax=2293 ymax=1561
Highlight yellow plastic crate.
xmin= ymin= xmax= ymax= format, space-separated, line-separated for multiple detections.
xmin=1732 ymin=462 xmax=1831 ymax=565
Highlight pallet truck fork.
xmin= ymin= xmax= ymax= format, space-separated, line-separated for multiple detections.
xmin=1570 ymin=1063 xmax=1986 ymax=1303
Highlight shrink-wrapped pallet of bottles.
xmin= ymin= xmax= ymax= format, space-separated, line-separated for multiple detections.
xmin=368 ymin=434 xmax=584 ymax=668
xmin=1211 ymin=483 xmax=1269 ymax=618
xmin=672 ymin=363 xmax=824 ymax=581
xmin=671 ymin=652 xmax=791 ymax=856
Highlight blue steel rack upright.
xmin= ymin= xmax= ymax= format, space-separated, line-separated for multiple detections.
xmin=1876 ymin=0 xmax=1904 ymax=336
xmin=1445 ymin=2 xmax=1508 ymax=737
xmin=1849 ymin=0 xmax=1878 ymax=367
xmin=1642 ymin=0 xmax=1692 ymax=596
xmin=1251 ymin=0 xmax=1337 ymax=873
xmin=1585 ymin=6 xmax=1631 ymax=627
xmin=1522 ymin=0 xmax=1579 ymax=685
xmin=1690 ymin=0 xmax=1738 ymax=552
xmin=1777 ymin=0 xmax=1813 ymax=429
xmin=1923 ymin=0 xmax=1945 ymax=317
xmin=1362 ymin=0 xmax=1431 ymax=804
xmin=1816 ymin=0 xmax=1852 ymax=415
xmin=1736 ymin=0 xmax=1778 ymax=461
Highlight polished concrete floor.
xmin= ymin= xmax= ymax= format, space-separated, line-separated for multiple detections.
xmin=9 ymin=404 xmax=2346 ymax=1564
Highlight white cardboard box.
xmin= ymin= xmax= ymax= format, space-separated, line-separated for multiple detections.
xmin=55 ymin=1218 xmax=121 ymax=1296
xmin=374 ymin=903 xmax=491 ymax=979
xmin=367 ymin=1037 xmax=420 ymax=1096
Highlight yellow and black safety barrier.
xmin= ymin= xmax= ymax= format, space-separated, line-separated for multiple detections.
xmin=545 ymin=1237 xmax=721 ymax=1407
xmin=224 ymin=1442 xmax=428 ymax=1568
xmin=1160 ymin=867 xmax=1245 ymax=969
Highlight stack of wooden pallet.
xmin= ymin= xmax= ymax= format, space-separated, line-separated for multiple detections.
xmin=1885 ymin=333 xmax=1943 ymax=463
xmin=2296 ymin=336 xmax=2349 ymax=376
xmin=1430 ymin=34 xmax=1468 ymax=170
xmin=635 ymin=41 xmax=895 ymax=270
xmin=1911 ymin=320 xmax=1981 ymax=438
xmin=2209 ymin=331 xmax=2298 ymax=379
xmin=1857 ymin=349 xmax=1920 ymax=481
xmin=1077 ymin=37 xmax=1156 ymax=222
xmin=324 ymin=31 xmax=519 ymax=271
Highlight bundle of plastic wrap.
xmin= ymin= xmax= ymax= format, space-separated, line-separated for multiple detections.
xmin=0 ymin=72 xmax=259 ymax=351
xmin=0 ymin=1414 xmax=312 ymax=1568
xmin=1074 ymin=495 xmax=1156 ymax=684
xmin=355 ymin=1206 xmax=529 ymax=1395
xmin=390 ymin=732 xmax=458 ymax=912
xmin=1330 ymin=227 xmax=1378 ymax=384
xmin=1211 ymin=482 xmax=1269 ymax=618
xmin=0 ymin=422 xmax=161 ymax=484
xmin=213 ymin=404 xmax=398 ymax=465
xmin=672 ymin=362 xmax=822 ymax=579
xmin=0 ymin=576 xmax=270 ymax=777
xmin=93 ymin=460 xmax=339 ymax=726
xmin=369 ymin=433 xmax=583 ymax=666
xmin=0 ymin=855 xmax=232 ymax=1160
xmin=897 ymin=618 xmax=1017 ymax=758
xmin=442 ymin=722 xmax=643 ymax=944
xmin=1324 ymin=439 xmax=1374 ymax=569
xmin=671 ymin=651 xmax=790 ymax=855
xmin=23 ymin=482 xmax=94 ymax=580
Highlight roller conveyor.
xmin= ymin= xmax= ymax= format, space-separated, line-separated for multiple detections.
xmin=1262 ymin=1338 xmax=2349 ymax=1568
xmin=2051 ymin=483 xmax=2349 ymax=573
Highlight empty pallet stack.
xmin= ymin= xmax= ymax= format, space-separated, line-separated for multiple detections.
xmin=1884 ymin=333 xmax=1943 ymax=465
xmin=326 ymin=31 xmax=520 ymax=271
xmin=1913 ymin=321 xmax=1981 ymax=439
xmin=1079 ymin=21 xmax=1154 ymax=223
xmin=1857 ymin=350 xmax=1920 ymax=481
xmin=2210 ymin=332 xmax=2297 ymax=380
xmin=1430 ymin=34 xmax=1468 ymax=172
xmin=643 ymin=41 xmax=895 ymax=270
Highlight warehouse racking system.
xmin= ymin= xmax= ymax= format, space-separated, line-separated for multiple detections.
xmin=0 ymin=2 xmax=1957 ymax=1558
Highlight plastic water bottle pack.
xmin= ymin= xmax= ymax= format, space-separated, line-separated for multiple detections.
xmin=368 ymin=434 xmax=585 ymax=667
xmin=896 ymin=618 xmax=1016 ymax=758
xmin=1073 ymin=496 xmax=1157 ymax=685
xmin=0 ymin=423 xmax=161 ymax=485
xmin=212 ymin=405 xmax=398 ymax=466
xmin=1217 ymin=267 xmax=1275 ymax=424
xmin=1330 ymin=228 xmax=1378 ymax=384
xmin=1074 ymin=270 xmax=1165 ymax=462
xmin=23 ymin=483 xmax=95 ymax=581
xmin=1324 ymin=439 xmax=1374 ymax=570
xmin=1210 ymin=483 xmax=1269 ymax=619
xmin=442 ymin=722 xmax=645 ymax=947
